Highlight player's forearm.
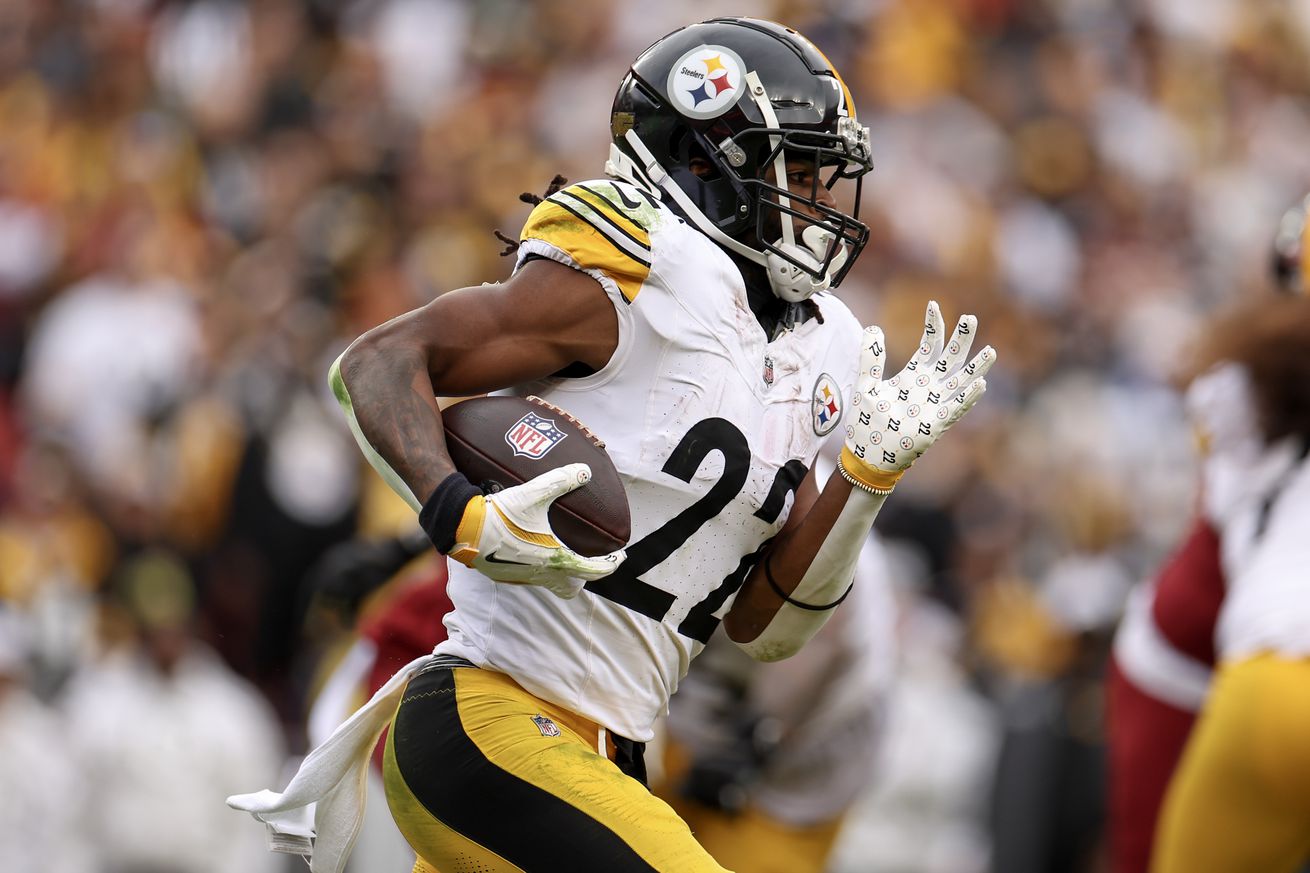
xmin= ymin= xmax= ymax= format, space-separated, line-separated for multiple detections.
xmin=724 ymin=471 xmax=885 ymax=660
xmin=330 ymin=336 xmax=456 ymax=512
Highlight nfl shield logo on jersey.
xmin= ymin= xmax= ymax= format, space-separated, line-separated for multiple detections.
xmin=531 ymin=714 xmax=562 ymax=737
xmin=504 ymin=412 xmax=568 ymax=459
xmin=812 ymin=373 xmax=843 ymax=436
xmin=763 ymin=354 xmax=775 ymax=387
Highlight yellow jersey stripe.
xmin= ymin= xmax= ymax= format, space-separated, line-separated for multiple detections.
xmin=521 ymin=201 xmax=650 ymax=303
xmin=554 ymin=188 xmax=652 ymax=259
xmin=567 ymin=185 xmax=652 ymax=249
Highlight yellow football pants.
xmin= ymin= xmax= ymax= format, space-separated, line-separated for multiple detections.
xmin=1152 ymin=654 xmax=1310 ymax=873
xmin=383 ymin=663 xmax=730 ymax=873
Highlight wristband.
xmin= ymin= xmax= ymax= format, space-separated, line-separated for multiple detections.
xmin=762 ymin=553 xmax=853 ymax=611
xmin=837 ymin=446 xmax=905 ymax=495
xmin=418 ymin=472 xmax=483 ymax=554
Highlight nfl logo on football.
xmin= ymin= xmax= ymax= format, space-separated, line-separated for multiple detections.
xmin=505 ymin=412 xmax=568 ymax=459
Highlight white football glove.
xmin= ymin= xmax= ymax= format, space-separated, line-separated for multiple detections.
xmin=840 ymin=301 xmax=996 ymax=494
xmin=448 ymin=463 xmax=626 ymax=599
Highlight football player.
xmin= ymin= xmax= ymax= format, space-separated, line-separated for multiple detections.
xmin=231 ymin=18 xmax=995 ymax=873
xmin=1106 ymin=194 xmax=1310 ymax=873
xmin=1149 ymin=293 xmax=1310 ymax=873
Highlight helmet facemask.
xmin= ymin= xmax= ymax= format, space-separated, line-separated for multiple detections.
xmin=704 ymin=113 xmax=872 ymax=301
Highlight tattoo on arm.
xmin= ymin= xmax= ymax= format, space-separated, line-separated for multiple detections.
xmin=344 ymin=344 xmax=457 ymax=505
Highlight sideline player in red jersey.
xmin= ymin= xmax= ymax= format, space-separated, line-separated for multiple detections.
xmin=1106 ymin=195 xmax=1310 ymax=873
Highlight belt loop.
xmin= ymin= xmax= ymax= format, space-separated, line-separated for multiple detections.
xmin=597 ymin=727 xmax=607 ymax=758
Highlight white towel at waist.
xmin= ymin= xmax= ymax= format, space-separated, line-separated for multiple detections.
xmin=227 ymin=653 xmax=434 ymax=873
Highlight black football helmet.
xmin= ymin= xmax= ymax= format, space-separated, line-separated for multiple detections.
xmin=1272 ymin=194 xmax=1310 ymax=295
xmin=607 ymin=18 xmax=873 ymax=301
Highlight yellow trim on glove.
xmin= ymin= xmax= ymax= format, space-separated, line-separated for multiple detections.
xmin=491 ymin=502 xmax=563 ymax=549
xmin=450 ymin=495 xmax=487 ymax=567
xmin=838 ymin=446 xmax=906 ymax=495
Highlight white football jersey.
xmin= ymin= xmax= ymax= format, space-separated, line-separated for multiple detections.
xmin=1212 ymin=437 xmax=1310 ymax=661
xmin=436 ymin=178 xmax=864 ymax=741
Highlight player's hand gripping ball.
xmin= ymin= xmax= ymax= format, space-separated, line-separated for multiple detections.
xmin=839 ymin=301 xmax=996 ymax=495
xmin=441 ymin=396 xmax=630 ymax=598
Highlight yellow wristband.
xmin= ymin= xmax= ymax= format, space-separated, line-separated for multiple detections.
xmin=838 ymin=446 xmax=905 ymax=495
xmin=449 ymin=495 xmax=486 ymax=566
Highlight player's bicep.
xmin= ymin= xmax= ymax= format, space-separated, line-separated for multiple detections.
xmin=397 ymin=257 xmax=619 ymax=396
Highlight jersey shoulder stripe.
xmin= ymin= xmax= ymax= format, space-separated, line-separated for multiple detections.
xmin=559 ymin=184 xmax=650 ymax=246
xmin=520 ymin=180 xmax=655 ymax=303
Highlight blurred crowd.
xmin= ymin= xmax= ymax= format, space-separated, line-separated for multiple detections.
xmin=2 ymin=0 xmax=1309 ymax=871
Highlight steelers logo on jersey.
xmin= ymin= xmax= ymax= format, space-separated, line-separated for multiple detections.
xmin=666 ymin=45 xmax=747 ymax=120
xmin=812 ymin=373 xmax=843 ymax=436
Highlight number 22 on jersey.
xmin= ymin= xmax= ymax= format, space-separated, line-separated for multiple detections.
xmin=585 ymin=418 xmax=807 ymax=643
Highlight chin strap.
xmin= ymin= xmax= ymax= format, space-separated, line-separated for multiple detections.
xmin=766 ymin=225 xmax=849 ymax=302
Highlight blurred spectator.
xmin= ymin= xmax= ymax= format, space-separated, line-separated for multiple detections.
xmin=21 ymin=236 xmax=203 ymax=504
xmin=1152 ymin=297 xmax=1310 ymax=873
xmin=0 ymin=608 xmax=90 ymax=873
xmin=980 ymin=576 xmax=1120 ymax=873
xmin=60 ymin=549 xmax=286 ymax=873
xmin=656 ymin=533 xmax=897 ymax=873
xmin=828 ymin=553 xmax=999 ymax=873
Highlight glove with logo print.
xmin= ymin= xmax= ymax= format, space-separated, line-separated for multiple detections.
xmin=447 ymin=463 xmax=627 ymax=599
xmin=839 ymin=301 xmax=995 ymax=495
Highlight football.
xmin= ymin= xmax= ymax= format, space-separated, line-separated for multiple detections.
xmin=441 ymin=395 xmax=630 ymax=556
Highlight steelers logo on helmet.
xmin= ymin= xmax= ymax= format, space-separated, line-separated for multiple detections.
xmin=666 ymin=45 xmax=746 ymax=120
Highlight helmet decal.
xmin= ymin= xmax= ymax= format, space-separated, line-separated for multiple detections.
xmin=666 ymin=45 xmax=747 ymax=119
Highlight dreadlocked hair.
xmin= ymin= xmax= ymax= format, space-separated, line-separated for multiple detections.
xmin=493 ymin=174 xmax=570 ymax=257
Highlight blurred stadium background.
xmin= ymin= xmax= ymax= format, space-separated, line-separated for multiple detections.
xmin=1 ymin=0 xmax=1308 ymax=871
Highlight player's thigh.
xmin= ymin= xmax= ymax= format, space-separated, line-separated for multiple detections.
xmin=384 ymin=665 xmax=728 ymax=873
xmin=1152 ymin=655 xmax=1310 ymax=873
